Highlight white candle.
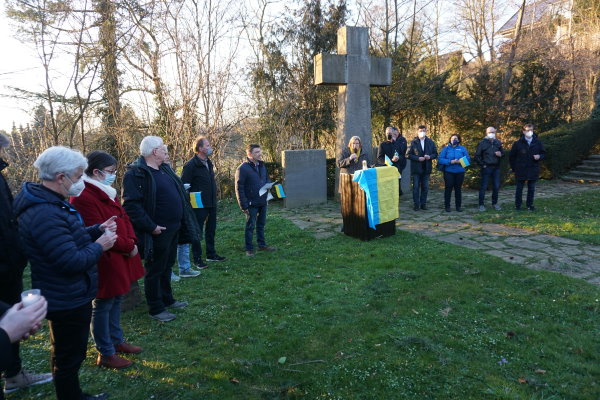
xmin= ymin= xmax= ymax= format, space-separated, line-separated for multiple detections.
xmin=21 ymin=289 xmax=41 ymax=307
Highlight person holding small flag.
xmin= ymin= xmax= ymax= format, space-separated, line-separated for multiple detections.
xmin=179 ymin=136 xmax=226 ymax=276
xmin=438 ymin=134 xmax=470 ymax=212
xmin=377 ymin=126 xmax=407 ymax=196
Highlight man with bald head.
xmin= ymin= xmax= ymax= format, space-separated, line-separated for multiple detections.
xmin=474 ymin=127 xmax=504 ymax=211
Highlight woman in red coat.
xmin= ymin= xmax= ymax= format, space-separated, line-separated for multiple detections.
xmin=71 ymin=151 xmax=145 ymax=369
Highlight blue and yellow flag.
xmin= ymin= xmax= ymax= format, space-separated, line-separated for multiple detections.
xmin=274 ymin=184 xmax=286 ymax=198
xmin=353 ymin=166 xmax=399 ymax=229
xmin=384 ymin=154 xmax=393 ymax=167
xmin=190 ymin=192 xmax=204 ymax=208
xmin=459 ymin=156 xmax=470 ymax=168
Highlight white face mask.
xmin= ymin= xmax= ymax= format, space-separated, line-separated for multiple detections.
xmin=417 ymin=131 xmax=426 ymax=139
xmin=487 ymin=133 xmax=496 ymax=139
xmin=64 ymin=175 xmax=85 ymax=197
xmin=524 ymin=130 xmax=533 ymax=138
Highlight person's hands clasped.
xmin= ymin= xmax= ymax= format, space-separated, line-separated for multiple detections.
xmin=99 ymin=216 xmax=117 ymax=233
xmin=96 ymin=230 xmax=117 ymax=251
xmin=0 ymin=298 xmax=48 ymax=343
xmin=533 ymin=154 xmax=540 ymax=160
xmin=349 ymin=153 xmax=357 ymax=161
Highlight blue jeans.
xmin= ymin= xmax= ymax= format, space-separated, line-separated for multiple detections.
xmin=177 ymin=243 xmax=197 ymax=273
xmin=515 ymin=179 xmax=536 ymax=209
xmin=479 ymin=166 xmax=501 ymax=206
xmin=91 ymin=296 xmax=124 ymax=356
xmin=412 ymin=174 xmax=430 ymax=207
xmin=245 ymin=205 xmax=267 ymax=251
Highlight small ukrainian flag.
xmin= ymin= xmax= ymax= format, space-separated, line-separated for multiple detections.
xmin=190 ymin=192 xmax=204 ymax=208
xmin=274 ymin=184 xmax=286 ymax=198
xmin=384 ymin=155 xmax=393 ymax=167
xmin=459 ymin=156 xmax=470 ymax=168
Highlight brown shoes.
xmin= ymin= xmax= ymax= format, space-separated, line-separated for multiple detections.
xmin=115 ymin=342 xmax=143 ymax=354
xmin=97 ymin=354 xmax=132 ymax=369
xmin=258 ymin=245 xmax=277 ymax=251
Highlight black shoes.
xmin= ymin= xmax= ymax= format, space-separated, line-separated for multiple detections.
xmin=207 ymin=255 xmax=226 ymax=262
xmin=420 ymin=205 xmax=428 ymax=210
xmin=413 ymin=205 xmax=419 ymax=211
xmin=445 ymin=207 xmax=451 ymax=212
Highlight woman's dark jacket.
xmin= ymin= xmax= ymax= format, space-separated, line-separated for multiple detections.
xmin=337 ymin=148 xmax=371 ymax=175
xmin=377 ymin=137 xmax=407 ymax=172
xmin=474 ymin=138 xmax=504 ymax=167
xmin=235 ymin=159 xmax=271 ymax=210
xmin=509 ymin=135 xmax=546 ymax=180
xmin=181 ymin=155 xmax=217 ymax=208
xmin=0 ymin=160 xmax=27 ymax=280
xmin=406 ymin=137 xmax=438 ymax=175
xmin=122 ymin=157 xmax=199 ymax=259
xmin=0 ymin=301 xmax=12 ymax=370
xmin=13 ymin=183 xmax=103 ymax=312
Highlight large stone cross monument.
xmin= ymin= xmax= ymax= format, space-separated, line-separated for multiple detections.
xmin=314 ymin=26 xmax=391 ymax=163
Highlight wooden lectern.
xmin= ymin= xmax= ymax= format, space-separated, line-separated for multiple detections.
xmin=340 ymin=173 xmax=395 ymax=241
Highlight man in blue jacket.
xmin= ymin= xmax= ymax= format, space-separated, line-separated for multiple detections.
xmin=235 ymin=144 xmax=276 ymax=257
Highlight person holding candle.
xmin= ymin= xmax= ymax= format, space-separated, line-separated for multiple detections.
xmin=71 ymin=151 xmax=145 ymax=370
xmin=14 ymin=146 xmax=117 ymax=400
xmin=0 ymin=133 xmax=53 ymax=394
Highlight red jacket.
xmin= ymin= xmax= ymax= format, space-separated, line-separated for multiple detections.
xmin=71 ymin=182 xmax=145 ymax=298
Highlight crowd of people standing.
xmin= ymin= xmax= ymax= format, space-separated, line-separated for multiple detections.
xmin=0 ymin=134 xmax=275 ymax=400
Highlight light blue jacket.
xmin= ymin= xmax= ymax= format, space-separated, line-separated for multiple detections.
xmin=439 ymin=144 xmax=470 ymax=173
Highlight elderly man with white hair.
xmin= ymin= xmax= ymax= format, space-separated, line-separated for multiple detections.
xmin=122 ymin=136 xmax=198 ymax=323
xmin=14 ymin=146 xmax=117 ymax=400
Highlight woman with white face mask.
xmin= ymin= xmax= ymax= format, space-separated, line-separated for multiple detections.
xmin=71 ymin=151 xmax=145 ymax=371
xmin=13 ymin=146 xmax=117 ymax=400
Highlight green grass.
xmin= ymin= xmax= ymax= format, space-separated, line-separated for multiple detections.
xmin=14 ymin=199 xmax=600 ymax=399
xmin=474 ymin=188 xmax=600 ymax=245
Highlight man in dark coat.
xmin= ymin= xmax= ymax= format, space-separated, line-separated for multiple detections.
xmin=122 ymin=136 xmax=198 ymax=322
xmin=179 ymin=136 xmax=225 ymax=273
xmin=509 ymin=124 xmax=546 ymax=211
xmin=475 ymin=126 xmax=504 ymax=211
xmin=0 ymin=134 xmax=52 ymax=395
xmin=235 ymin=144 xmax=275 ymax=257
xmin=406 ymin=125 xmax=438 ymax=211
xmin=377 ymin=126 xmax=407 ymax=196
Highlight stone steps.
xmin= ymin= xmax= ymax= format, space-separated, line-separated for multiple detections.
xmin=562 ymin=154 xmax=600 ymax=183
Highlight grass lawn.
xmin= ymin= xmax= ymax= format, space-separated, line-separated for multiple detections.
xmin=474 ymin=187 xmax=600 ymax=245
xmin=14 ymin=199 xmax=600 ymax=399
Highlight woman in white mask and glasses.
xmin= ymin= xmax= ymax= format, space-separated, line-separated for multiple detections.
xmin=71 ymin=151 xmax=145 ymax=371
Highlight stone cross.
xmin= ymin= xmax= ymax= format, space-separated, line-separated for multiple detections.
xmin=314 ymin=26 xmax=391 ymax=163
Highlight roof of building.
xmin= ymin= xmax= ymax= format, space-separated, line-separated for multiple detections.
xmin=497 ymin=0 xmax=569 ymax=36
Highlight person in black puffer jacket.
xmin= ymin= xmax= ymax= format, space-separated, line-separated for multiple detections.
xmin=474 ymin=126 xmax=504 ymax=211
xmin=509 ymin=124 xmax=546 ymax=211
xmin=14 ymin=146 xmax=116 ymax=400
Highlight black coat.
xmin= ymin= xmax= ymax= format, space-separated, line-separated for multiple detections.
xmin=13 ymin=183 xmax=103 ymax=312
xmin=474 ymin=138 xmax=504 ymax=167
xmin=509 ymin=135 xmax=546 ymax=180
xmin=235 ymin=159 xmax=271 ymax=210
xmin=406 ymin=137 xmax=438 ymax=175
xmin=0 ymin=301 xmax=11 ymax=371
xmin=181 ymin=155 xmax=218 ymax=208
xmin=0 ymin=160 xmax=27 ymax=279
xmin=377 ymin=137 xmax=407 ymax=172
xmin=122 ymin=157 xmax=199 ymax=259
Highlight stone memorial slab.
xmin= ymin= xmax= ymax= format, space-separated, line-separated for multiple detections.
xmin=282 ymin=149 xmax=327 ymax=208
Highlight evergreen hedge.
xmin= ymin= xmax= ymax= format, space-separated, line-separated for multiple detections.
xmin=537 ymin=119 xmax=600 ymax=178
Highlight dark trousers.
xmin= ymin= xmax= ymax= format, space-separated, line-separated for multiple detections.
xmin=144 ymin=228 xmax=178 ymax=315
xmin=515 ymin=179 xmax=536 ymax=209
xmin=47 ymin=302 xmax=92 ymax=400
xmin=0 ymin=269 xmax=23 ymax=378
xmin=412 ymin=174 xmax=430 ymax=207
xmin=479 ymin=166 xmax=501 ymax=206
xmin=443 ymin=171 xmax=465 ymax=209
xmin=245 ymin=205 xmax=267 ymax=251
xmin=190 ymin=207 xmax=217 ymax=261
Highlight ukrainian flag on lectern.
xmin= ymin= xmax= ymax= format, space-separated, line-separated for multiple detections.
xmin=352 ymin=166 xmax=399 ymax=229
